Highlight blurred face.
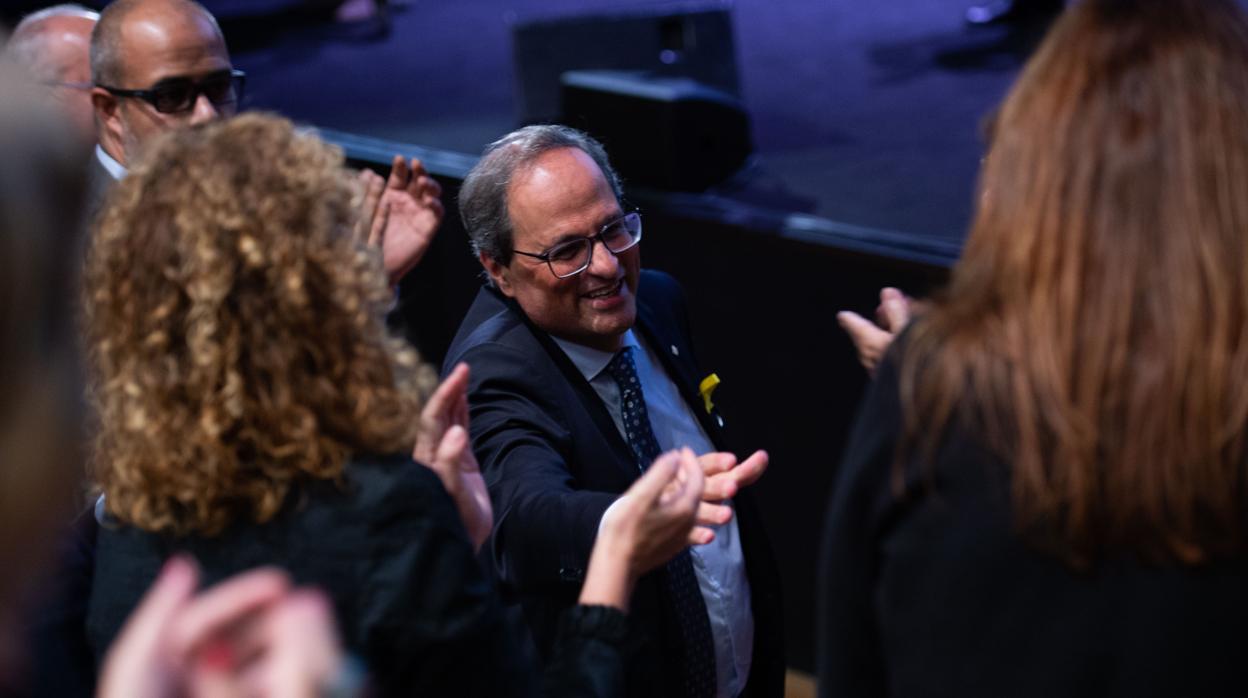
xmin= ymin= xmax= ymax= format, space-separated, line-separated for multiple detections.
xmin=482 ymin=147 xmax=640 ymax=353
xmin=93 ymin=6 xmax=234 ymax=166
xmin=33 ymin=15 xmax=97 ymax=141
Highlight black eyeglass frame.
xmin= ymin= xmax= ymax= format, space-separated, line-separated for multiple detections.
xmin=97 ymin=69 xmax=247 ymax=114
xmin=512 ymin=211 xmax=643 ymax=279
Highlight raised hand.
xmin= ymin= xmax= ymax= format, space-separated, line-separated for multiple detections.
xmin=354 ymin=155 xmax=445 ymax=286
xmin=376 ymin=155 xmax=444 ymax=285
xmin=414 ymin=363 xmax=492 ymax=552
xmin=692 ymin=448 xmax=768 ymax=537
xmin=837 ymin=286 xmax=913 ymax=376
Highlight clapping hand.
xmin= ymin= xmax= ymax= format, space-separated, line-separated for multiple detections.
xmin=355 ymin=155 xmax=444 ymax=286
xmin=836 ymin=286 xmax=913 ymax=376
xmin=579 ymin=448 xmax=706 ymax=611
xmin=414 ymin=363 xmax=492 ymax=552
xmin=98 ymin=557 xmax=349 ymax=698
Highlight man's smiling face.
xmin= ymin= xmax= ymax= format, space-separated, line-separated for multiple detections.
xmin=485 ymin=146 xmax=640 ymax=353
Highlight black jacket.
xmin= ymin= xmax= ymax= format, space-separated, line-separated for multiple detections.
xmin=443 ymin=269 xmax=784 ymax=698
xmin=87 ymin=455 xmax=634 ymax=698
xmin=819 ymin=343 xmax=1248 ymax=698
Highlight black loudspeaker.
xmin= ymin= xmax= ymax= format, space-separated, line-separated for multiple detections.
xmin=561 ymin=70 xmax=752 ymax=192
xmin=511 ymin=2 xmax=740 ymax=125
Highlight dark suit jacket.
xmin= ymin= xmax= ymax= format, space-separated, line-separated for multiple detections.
xmin=443 ymin=269 xmax=784 ymax=698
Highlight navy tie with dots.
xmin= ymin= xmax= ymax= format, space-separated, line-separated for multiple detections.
xmin=605 ymin=346 xmax=717 ymax=698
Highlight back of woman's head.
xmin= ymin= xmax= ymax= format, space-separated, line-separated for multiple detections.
xmin=87 ymin=113 xmax=429 ymax=537
xmin=903 ymin=0 xmax=1248 ymax=564
xmin=0 ymin=64 xmax=89 ymax=618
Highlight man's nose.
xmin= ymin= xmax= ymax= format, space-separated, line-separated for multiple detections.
xmin=585 ymin=239 xmax=621 ymax=276
xmin=187 ymin=92 xmax=222 ymax=125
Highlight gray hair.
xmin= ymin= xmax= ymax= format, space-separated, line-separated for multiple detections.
xmin=459 ymin=124 xmax=624 ymax=266
xmin=90 ymin=0 xmax=221 ymax=86
xmin=6 ymin=5 xmax=99 ymax=82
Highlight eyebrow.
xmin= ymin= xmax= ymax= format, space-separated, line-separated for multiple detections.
xmin=547 ymin=211 xmax=625 ymax=247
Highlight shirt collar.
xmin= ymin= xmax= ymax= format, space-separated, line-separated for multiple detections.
xmin=552 ymin=329 xmax=642 ymax=382
xmin=95 ymin=144 xmax=127 ymax=181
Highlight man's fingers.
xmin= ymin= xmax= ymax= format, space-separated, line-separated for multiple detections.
xmin=167 ymin=567 xmax=291 ymax=659
xmin=372 ymin=201 xmax=395 ymax=248
xmin=730 ymin=449 xmax=769 ymax=488
xmin=687 ymin=526 xmax=716 ymax=546
xmin=423 ymin=195 xmax=445 ymax=220
xmin=355 ymin=170 xmax=384 ymax=243
xmin=387 ymin=154 xmax=409 ymax=190
xmin=695 ymin=501 xmax=734 ymax=527
xmin=697 ymin=451 xmax=737 ymax=477
xmin=702 ymin=471 xmax=739 ymax=501
xmin=419 ymin=174 xmax=443 ymax=199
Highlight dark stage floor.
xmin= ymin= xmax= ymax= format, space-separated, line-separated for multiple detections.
xmin=233 ymin=0 xmax=1048 ymax=244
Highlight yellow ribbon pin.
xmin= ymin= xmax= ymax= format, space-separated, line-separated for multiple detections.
xmin=699 ymin=373 xmax=720 ymax=414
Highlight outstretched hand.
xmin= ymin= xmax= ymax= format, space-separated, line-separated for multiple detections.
xmin=837 ymin=286 xmax=913 ymax=377
xmin=691 ymin=449 xmax=769 ymax=535
xmin=580 ymin=448 xmax=705 ymax=611
xmin=354 ymin=155 xmax=444 ymax=286
xmin=414 ymin=363 xmax=492 ymax=552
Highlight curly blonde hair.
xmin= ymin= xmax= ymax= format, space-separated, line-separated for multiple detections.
xmin=86 ymin=113 xmax=432 ymax=536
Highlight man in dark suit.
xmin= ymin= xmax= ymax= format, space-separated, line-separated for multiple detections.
xmin=445 ymin=125 xmax=784 ymax=698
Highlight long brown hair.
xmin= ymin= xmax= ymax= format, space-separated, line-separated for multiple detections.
xmin=86 ymin=114 xmax=432 ymax=537
xmin=900 ymin=0 xmax=1248 ymax=564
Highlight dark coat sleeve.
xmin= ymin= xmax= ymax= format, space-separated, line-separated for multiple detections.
xmin=350 ymin=462 xmax=542 ymax=697
xmin=457 ymin=338 xmax=619 ymax=592
xmin=817 ymin=353 xmax=904 ymax=698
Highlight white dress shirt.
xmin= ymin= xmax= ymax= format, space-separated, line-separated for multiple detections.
xmin=95 ymin=144 xmax=127 ymax=181
xmin=553 ymin=329 xmax=754 ymax=698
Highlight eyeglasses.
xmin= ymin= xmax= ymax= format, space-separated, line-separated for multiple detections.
xmin=44 ymin=81 xmax=94 ymax=91
xmin=98 ymin=69 xmax=246 ymax=114
xmin=513 ymin=211 xmax=642 ymax=279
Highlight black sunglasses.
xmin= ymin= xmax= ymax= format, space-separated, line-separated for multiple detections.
xmin=99 ymin=69 xmax=246 ymax=115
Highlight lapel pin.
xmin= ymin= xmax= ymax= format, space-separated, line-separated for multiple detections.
xmin=698 ymin=373 xmax=720 ymax=414
xmin=671 ymin=344 xmax=680 ymax=356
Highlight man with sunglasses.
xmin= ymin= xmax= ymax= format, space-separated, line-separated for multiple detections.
xmin=88 ymin=0 xmax=237 ymax=181
xmin=84 ymin=0 xmax=443 ymax=282
xmin=445 ymin=125 xmax=783 ymax=698
xmin=6 ymin=5 xmax=99 ymax=142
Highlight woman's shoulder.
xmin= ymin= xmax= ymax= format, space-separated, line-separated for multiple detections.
xmin=298 ymin=453 xmax=464 ymax=536
xmin=337 ymin=452 xmax=447 ymax=503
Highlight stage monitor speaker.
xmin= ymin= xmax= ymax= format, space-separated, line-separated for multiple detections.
xmin=561 ymin=70 xmax=752 ymax=192
xmin=511 ymin=2 xmax=740 ymax=125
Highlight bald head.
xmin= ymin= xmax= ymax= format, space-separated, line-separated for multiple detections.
xmin=91 ymin=0 xmax=224 ymax=86
xmin=88 ymin=0 xmax=234 ymax=166
xmin=6 ymin=5 xmax=99 ymax=140
xmin=10 ymin=5 xmax=98 ymax=82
